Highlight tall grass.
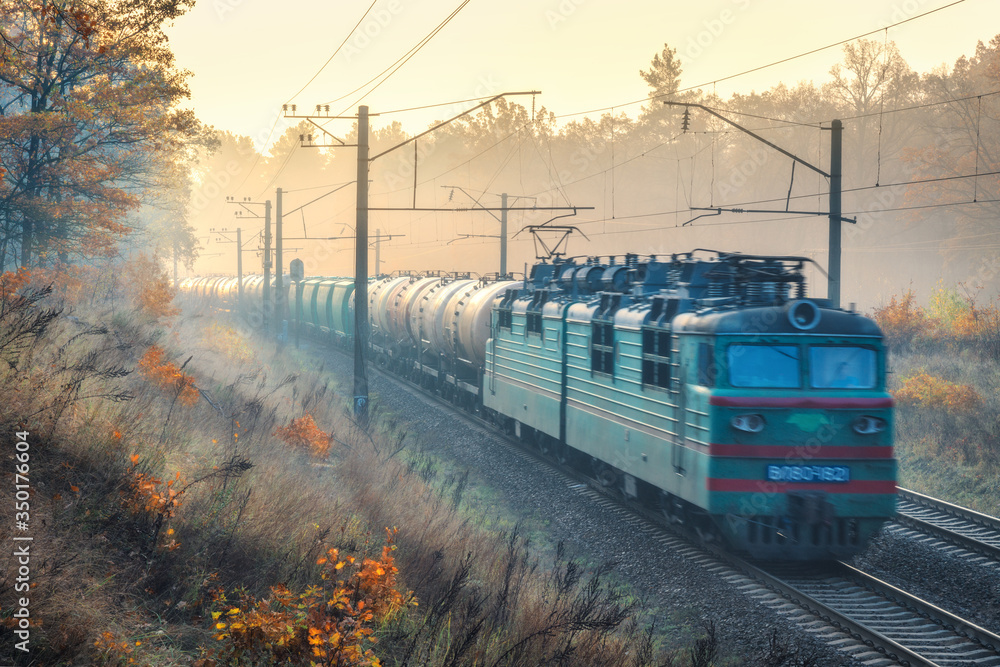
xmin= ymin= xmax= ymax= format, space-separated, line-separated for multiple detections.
xmin=4 ymin=263 xmax=769 ymax=666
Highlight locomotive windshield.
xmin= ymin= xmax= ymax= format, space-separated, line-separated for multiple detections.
xmin=727 ymin=344 xmax=801 ymax=388
xmin=809 ymin=346 xmax=877 ymax=389
xmin=727 ymin=344 xmax=878 ymax=389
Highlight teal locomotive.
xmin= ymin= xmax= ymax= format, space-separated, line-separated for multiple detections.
xmin=180 ymin=250 xmax=896 ymax=560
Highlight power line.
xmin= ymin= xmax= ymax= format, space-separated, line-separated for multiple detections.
xmin=369 ymin=122 xmax=528 ymax=198
xmin=286 ymin=0 xmax=379 ymax=104
xmin=323 ymin=0 xmax=472 ymax=111
xmin=552 ymin=0 xmax=967 ymax=121
xmin=711 ymin=169 xmax=1000 ymax=211
xmin=234 ymin=2 xmax=379 ymax=195
xmin=580 ymin=196 xmax=1000 ymax=238
xmin=282 ymin=180 xmax=355 ymax=194
xmin=838 ymin=89 xmax=1000 ymax=123
xmin=258 ymin=1 xmax=473 ymax=197
xmin=377 ymin=95 xmax=499 ymax=116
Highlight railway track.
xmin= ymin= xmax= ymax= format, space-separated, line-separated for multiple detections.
xmin=346 ymin=349 xmax=1000 ymax=666
xmin=752 ymin=560 xmax=1000 ymax=666
xmin=894 ymin=487 xmax=1000 ymax=565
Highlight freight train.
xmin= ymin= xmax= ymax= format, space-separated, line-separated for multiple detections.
xmin=179 ymin=250 xmax=896 ymax=560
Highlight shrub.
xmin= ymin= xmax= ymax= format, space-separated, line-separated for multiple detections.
xmin=207 ymin=529 xmax=410 ymax=667
xmin=126 ymin=254 xmax=180 ymax=320
xmin=273 ymin=413 xmax=331 ymax=458
xmin=872 ymin=289 xmax=930 ymax=348
xmin=137 ymin=344 xmax=199 ymax=406
xmin=893 ymin=371 xmax=982 ymax=414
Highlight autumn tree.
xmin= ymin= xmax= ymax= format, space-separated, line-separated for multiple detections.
xmin=0 ymin=0 xmax=200 ymax=271
xmin=823 ymin=39 xmax=920 ymax=186
xmin=904 ymin=35 xmax=1000 ymax=288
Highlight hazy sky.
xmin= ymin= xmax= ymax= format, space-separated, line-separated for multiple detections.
xmin=166 ymin=0 xmax=999 ymax=149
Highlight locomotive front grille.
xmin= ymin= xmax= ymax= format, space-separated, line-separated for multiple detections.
xmin=744 ymin=515 xmax=860 ymax=548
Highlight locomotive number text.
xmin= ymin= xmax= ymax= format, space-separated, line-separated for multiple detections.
xmin=766 ymin=464 xmax=850 ymax=483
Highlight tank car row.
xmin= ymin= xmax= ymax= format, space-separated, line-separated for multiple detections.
xmin=179 ymin=250 xmax=896 ymax=560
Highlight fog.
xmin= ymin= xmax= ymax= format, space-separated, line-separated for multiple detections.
xmin=184 ymin=37 xmax=1000 ymax=311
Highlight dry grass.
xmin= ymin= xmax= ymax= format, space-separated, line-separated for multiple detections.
xmin=2 ymin=265 xmax=809 ymax=666
xmin=888 ymin=348 xmax=1000 ymax=515
xmin=876 ymin=287 xmax=1000 ymax=516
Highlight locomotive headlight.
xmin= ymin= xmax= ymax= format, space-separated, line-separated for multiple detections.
xmin=852 ymin=416 xmax=886 ymax=435
xmin=731 ymin=414 xmax=765 ymax=433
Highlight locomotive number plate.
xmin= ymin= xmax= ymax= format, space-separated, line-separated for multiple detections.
xmin=766 ymin=465 xmax=850 ymax=483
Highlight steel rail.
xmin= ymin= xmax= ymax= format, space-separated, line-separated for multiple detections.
xmin=896 ymin=487 xmax=1000 ymax=561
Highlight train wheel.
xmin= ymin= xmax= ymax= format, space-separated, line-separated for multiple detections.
xmin=592 ymin=459 xmax=619 ymax=489
xmin=535 ymin=431 xmax=551 ymax=456
xmin=659 ymin=491 xmax=685 ymax=525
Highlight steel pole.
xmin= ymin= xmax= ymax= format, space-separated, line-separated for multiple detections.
xmin=236 ymin=227 xmax=243 ymax=312
xmin=828 ymin=119 xmax=842 ymax=308
xmin=500 ymin=192 xmax=508 ymax=276
xmin=275 ymin=187 xmax=283 ymax=334
xmin=354 ymin=106 xmax=370 ymax=420
xmin=263 ymin=200 xmax=272 ymax=330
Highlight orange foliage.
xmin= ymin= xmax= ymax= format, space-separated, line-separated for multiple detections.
xmin=138 ymin=345 xmax=199 ymax=406
xmin=877 ymin=286 xmax=1000 ymax=358
xmin=124 ymin=464 xmax=186 ymax=520
xmin=126 ymin=254 xmax=179 ymax=320
xmin=872 ymin=289 xmax=929 ymax=345
xmin=212 ymin=528 xmax=410 ymax=666
xmin=37 ymin=265 xmax=95 ymax=302
xmin=893 ymin=371 xmax=982 ymax=414
xmin=0 ymin=267 xmax=31 ymax=296
xmin=951 ymin=299 xmax=1000 ymax=339
xmin=93 ymin=631 xmax=139 ymax=665
xmin=273 ymin=414 xmax=331 ymax=458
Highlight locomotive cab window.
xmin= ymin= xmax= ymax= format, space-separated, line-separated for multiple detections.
xmin=810 ymin=346 xmax=877 ymax=389
xmin=728 ymin=344 xmax=801 ymax=388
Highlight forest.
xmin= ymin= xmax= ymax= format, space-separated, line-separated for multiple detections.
xmin=183 ymin=37 xmax=1000 ymax=308
xmin=0 ymin=0 xmax=996 ymax=307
